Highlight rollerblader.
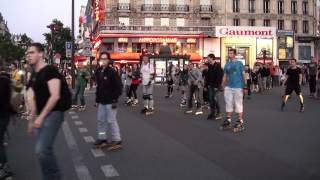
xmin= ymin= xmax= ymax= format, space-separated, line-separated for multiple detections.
xmin=179 ymin=65 xmax=189 ymax=107
xmin=72 ymin=62 xmax=90 ymax=111
xmin=140 ymin=55 xmax=155 ymax=115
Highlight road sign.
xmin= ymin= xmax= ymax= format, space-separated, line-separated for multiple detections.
xmin=66 ymin=42 xmax=72 ymax=58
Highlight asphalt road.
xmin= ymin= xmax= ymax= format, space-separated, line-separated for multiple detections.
xmin=7 ymin=85 xmax=320 ymax=180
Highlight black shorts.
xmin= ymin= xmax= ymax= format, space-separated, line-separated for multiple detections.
xmin=285 ymin=85 xmax=301 ymax=95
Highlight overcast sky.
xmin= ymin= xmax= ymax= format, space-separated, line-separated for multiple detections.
xmin=0 ymin=0 xmax=87 ymax=42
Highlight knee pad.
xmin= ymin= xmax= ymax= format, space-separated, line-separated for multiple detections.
xmin=148 ymin=94 xmax=153 ymax=100
xmin=142 ymin=94 xmax=148 ymax=100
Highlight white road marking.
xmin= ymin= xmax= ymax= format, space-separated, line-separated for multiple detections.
xmin=74 ymin=121 xmax=83 ymax=126
xmin=71 ymin=115 xmax=79 ymax=119
xmin=69 ymin=111 xmax=76 ymax=115
xmin=83 ymin=136 xmax=95 ymax=143
xmin=101 ymin=165 xmax=120 ymax=178
xmin=62 ymin=121 xmax=93 ymax=180
xmin=91 ymin=148 xmax=105 ymax=157
xmin=78 ymin=127 xmax=88 ymax=133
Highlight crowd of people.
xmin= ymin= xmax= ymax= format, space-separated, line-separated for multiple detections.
xmin=0 ymin=42 xmax=319 ymax=180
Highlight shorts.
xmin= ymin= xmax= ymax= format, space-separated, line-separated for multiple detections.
xmin=224 ymin=87 xmax=243 ymax=113
xmin=285 ymin=85 xmax=301 ymax=95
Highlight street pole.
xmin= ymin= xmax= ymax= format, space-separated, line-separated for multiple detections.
xmin=71 ymin=0 xmax=76 ymax=88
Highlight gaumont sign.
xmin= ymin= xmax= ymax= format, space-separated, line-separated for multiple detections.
xmin=215 ymin=26 xmax=277 ymax=38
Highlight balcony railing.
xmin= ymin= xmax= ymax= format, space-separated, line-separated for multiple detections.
xmin=200 ymin=5 xmax=213 ymax=12
xmin=99 ymin=25 xmax=213 ymax=34
xmin=117 ymin=3 xmax=130 ymax=10
xmin=141 ymin=4 xmax=189 ymax=12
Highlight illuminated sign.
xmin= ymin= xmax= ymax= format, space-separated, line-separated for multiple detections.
xmin=118 ymin=38 xmax=128 ymax=43
xmin=94 ymin=0 xmax=101 ymax=21
xmin=216 ymin=26 xmax=276 ymax=38
xmin=138 ymin=38 xmax=177 ymax=43
xmin=187 ymin=38 xmax=197 ymax=43
xmin=93 ymin=39 xmax=101 ymax=50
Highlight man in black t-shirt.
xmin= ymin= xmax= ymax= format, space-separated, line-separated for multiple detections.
xmin=281 ymin=59 xmax=304 ymax=112
xmin=26 ymin=43 xmax=63 ymax=180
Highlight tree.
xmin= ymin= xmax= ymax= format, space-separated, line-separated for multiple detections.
xmin=43 ymin=19 xmax=72 ymax=63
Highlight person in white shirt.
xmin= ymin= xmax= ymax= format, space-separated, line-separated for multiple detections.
xmin=140 ymin=55 xmax=155 ymax=115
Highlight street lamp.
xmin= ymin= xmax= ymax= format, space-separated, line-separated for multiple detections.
xmin=71 ymin=0 xmax=76 ymax=88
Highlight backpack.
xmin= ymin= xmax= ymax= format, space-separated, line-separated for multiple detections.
xmin=57 ymin=73 xmax=72 ymax=112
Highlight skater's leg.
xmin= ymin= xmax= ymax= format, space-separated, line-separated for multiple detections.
xmin=148 ymin=85 xmax=154 ymax=109
xmin=142 ymin=85 xmax=149 ymax=108
xmin=224 ymin=87 xmax=234 ymax=119
xmin=79 ymin=85 xmax=86 ymax=107
xmin=132 ymin=85 xmax=138 ymax=99
xmin=97 ymin=104 xmax=108 ymax=140
xmin=72 ymin=85 xmax=80 ymax=105
xmin=106 ymin=105 xmax=121 ymax=142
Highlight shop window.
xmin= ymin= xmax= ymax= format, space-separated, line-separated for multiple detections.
xmin=299 ymin=46 xmax=311 ymax=60
xmin=249 ymin=19 xmax=255 ymax=26
xmin=303 ymin=21 xmax=309 ymax=33
xmin=233 ymin=19 xmax=240 ymax=26
xmin=132 ymin=43 xmax=142 ymax=53
xmin=292 ymin=20 xmax=297 ymax=33
xmin=302 ymin=1 xmax=308 ymax=15
xmin=161 ymin=18 xmax=170 ymax=26
xmin=248 ymin=0 xmax=255 ymax=13
xmin=291 ymin=1 xmax=297 ymax=14
xmin=186 ymin=43 xmax=196 ymax=53
xmin=146 ymin=43 xmax=157 ymax=53
xmin=118 ymin=43 xmax=128 ymax=53
xmin=263 ymin=0 xmax=270 ymax=13
xmin=263 ymin=19 xmax=270 ymax=27
xmin=278 ymin=0 xmax=284 ymax=14
xmin=233 ymin=0 xmax=240 ymax=13
xmin=105 ymin=43 xmax=114 ymax=51
xmin=176 ymin=18 xmax=185 ymax=27
xmin=145 ymin=18 xmax=154 ymax=26
xmin=278 ymin=20 xmax=284 ymax=30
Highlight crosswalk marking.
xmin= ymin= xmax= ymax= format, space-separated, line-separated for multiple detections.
xmin=69 ymin=111 xmax=76 ymax=115
xmin=78 ymin=127 xmax=88 ymax=133
xmin=71 ymin=115 xmax=79 ymax=119
xmin=101 ymin=165 xmax=120 ymax=178
xmin=74 ymin=121 xmax=83 ymax=126
xmin=91 ymin=148 xmax=105 ymax=157
xmin=84 ymin=136 xmax=95 ymax=143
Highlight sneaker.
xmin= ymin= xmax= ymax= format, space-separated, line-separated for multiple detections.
xmin=145 ymin=108 xmax=154 ymax=115
xmin=195 ymin=109 xmax=203 ymax=115
xmin=184 ymin=109 xmax=193 ymax=114
xmin=140 ymin=107 xmax=148 ymax=114
xmin=107 ymin=141 xmax=122 ymax=151
xmin=93 ymin=139 xmax=108 ymax=148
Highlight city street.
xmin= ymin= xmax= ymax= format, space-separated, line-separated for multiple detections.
xmin=7 ymin=85 xmax=320 ymax=180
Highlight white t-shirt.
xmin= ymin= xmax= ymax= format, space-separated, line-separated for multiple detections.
xmin=140 ymin=63 xmax=155 ymax=85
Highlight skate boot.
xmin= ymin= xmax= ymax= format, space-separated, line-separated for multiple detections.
xmin=125 ymin=99 xmax=132 ymax=106
xmin=184 ymin=109 xmax=193 ymax=114
xmin=180 ymin=100 xmax=187 ymax=107
xmin=215 ymin=113 xmax=223 ymax=120
xmin=0 ymin=163 xmax=13 ymax=180
xmin=140 ymin=107 xmax=148 ymax=114
xmin=195 ymin=109 xmax=203 ymax=115
xmin=78 ymin=106 xmax=86 ymax=111
xmin=93 ymin=139 xmax=108 ymax=149
xmin=220 ymin=118 xmax=232 ymax=130
xmin=71 ymin=105 xmax=78 ymax=110
xmin=145 ymin=108 xmax=154 ymax=116
xmin=132 ymin=99 xmax=138 ymax=106
xmin=300 ymin=104 xmax=305 ymax=112
xmin=281 ymin=102 xmax=286 ymax=111
xmin=107 ymin=141 xmax=122 ymax=151
xmin=233 ymin=120 xmax=245 ymax=133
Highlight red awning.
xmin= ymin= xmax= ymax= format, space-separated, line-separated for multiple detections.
xmin=188 ymin=53 xmax=201 ymax=61
xmin=110 ymin=52 xmax=140 ymax=60
xmin=74 ymin=55 xmax=87 ymax=62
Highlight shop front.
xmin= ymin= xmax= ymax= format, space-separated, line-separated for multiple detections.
xmin=215 ymin=26 xmax=277 ymax=67
xmin=277 ymin=30 xmax=294 ymax=66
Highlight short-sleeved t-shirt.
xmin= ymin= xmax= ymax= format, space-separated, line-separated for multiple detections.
xmin=140 ymin=63 xmax=154 ymax=85
xmin=31 ymin=65 xmax=61 ymax=114
xmin=286 ymin=67 xmax=301 ymax=86
xmin=224 ymin=60 xmax=245 ymax=88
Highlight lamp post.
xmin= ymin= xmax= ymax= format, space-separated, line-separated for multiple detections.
xmin=71 ymin=0 xmax=76 ymax=88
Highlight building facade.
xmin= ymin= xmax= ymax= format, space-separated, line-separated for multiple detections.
xmin=84 ymin=0 xmax=318 ymax=67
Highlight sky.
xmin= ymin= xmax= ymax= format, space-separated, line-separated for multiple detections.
xmin=0 ymin=0 xmax=88 ymax=43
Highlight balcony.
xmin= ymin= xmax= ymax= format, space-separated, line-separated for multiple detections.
xmin=117 ymin=3 xmax=130 ymax=11
xmin=99 ymin=25 xmax=213 ymax=34
xmin=141 ymin=4 xmax=189 ymax=12
xmin=200 ymin=5 xmax=213 ymax=12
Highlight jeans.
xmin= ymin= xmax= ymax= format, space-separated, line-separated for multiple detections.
xmin=97 ymin=104 xmax=121 ymax=141
xmin=0 ymin=116 xmax=10 ymax=165
xmin=128 ymin=84 xmax=138 ymax=99
xmin=35 ymin=111 xmax=64 ymax=180
xmin=309 ymin=75 xmax=317 ymax=94
xmin=73 ymin=84 xmax=86 ymax=106
xmin=188 ymin=85 xmax=201 ymax=109
xmin=208 ymin=86 xmax=220 ymax=115
xmin=203 ymin=87 xmax=209 ymax=103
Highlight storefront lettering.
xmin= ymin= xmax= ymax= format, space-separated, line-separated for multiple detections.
xmin=95 ymin=0 xmax=100 ymax=21
xmin=219 ymin=28 xmax=273 ymax=37
xmin=138 ymin=38 xmax=177 ymax=43
xmin=118 ymin=38 xmax=128 ymax=43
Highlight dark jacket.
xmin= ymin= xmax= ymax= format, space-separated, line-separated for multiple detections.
xmin=206 ymin=63 xmax=223 ymax=88
xmin=0 ymin=72 xmax=14 ymax=117
xmin=95 ymin=67 xmax=123 ymax=105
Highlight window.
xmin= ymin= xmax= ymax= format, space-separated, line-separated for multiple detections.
xmin=278 ymin=20 xmax=284 ymax=30
xmin=176 ymin=18 xmax=185 ymax=27
xmin=200 ymin=0 xmax=210 ymax=5
xmin=302 ymin=1 xmax=308 ymax=15
xmin=264 ymin=19 xmax=270 ymax=26
xmin=176 ymin=0 xmax=185 ymax=5
xmin=105 ymin=43 xmax=114 ymax=51
xmin=119 ymin=0 xmax=129 ymax=3
xmin=161 ymin=0 xmax=169 ymax=11
xmin=118 ymin=43 xmax=128 ymax=53
xmin=263 ymin=0 xmax=270 ymax=13
xmin=161 ymin=18 xmax=169 ymax=26
xmin=132 ymin=43 xmax=142 ymax=53
xmin=248 ymin=19 xmax=255 ymax=26
xmin=145 ymin=0 xmax=153 ymax=4
xmin=233 ymin=18 xmax=240 ymax=26
xmin=249 ymin=0 xmax=255 ymax=13
xmin=299 ymin=46 xmax=311 ymax=60
xmin=292 ymin=20 xmax=298 ymax=33
xmin=303 ymin=20 xmax=309 ymax=33
xmin=291 ymin=1 xmax=297 ymax=14
xmin=201 ymin=18 xmax=211 ymax=26
xmin=278 ymin=0 xmax=284 ymax=14
xmin=233 ymin=0 xmax=240 ymax=13
xmin=145 ymin=18 xmax=154 ymax=26
xmin=118 ymin=17 xmax=130 ymax=26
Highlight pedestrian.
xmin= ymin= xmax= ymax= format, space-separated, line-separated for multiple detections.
xmin=160 ymin=68 xmax=165 ymax=85
xmin=205 ymin=54 xmax=223 ymax=120
xmin=125 ymin=66 xmax=132 ymax=103
xmin=179 ymin=65 xmax=189 ymax=107
xmin=26 ymin=43 xmax=71 ymax=180
xmin=0 ymin=62 xmax=14 ymax=179
xmin=244 ymin=65 xmax=252 ymax=99
xmin=281 ymin=59 xmax=305 ymax=112
xmin=220 ymin=48 xmax=246 ymax=132
xmin=127 ymin=64 xmax=140 ymax=106
xmin=202 ymin=63 xmax=209 ymax=108
xmin=72 ymin=62 xmax=90 ymax=111
xmin=140 ymin=55 xmax=155 ymax=115
xmin=165 ymin=62 xmax=175 ymax=98
xmin=184 ymin=63 xmax=203 ymax=115
xmin=307 ymin=57 xmax=318 ymax=98
xmin=251 ymin=66 xmax=259 ymax=92
xmin=94 ymin=52 xmax=123 ymax=150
